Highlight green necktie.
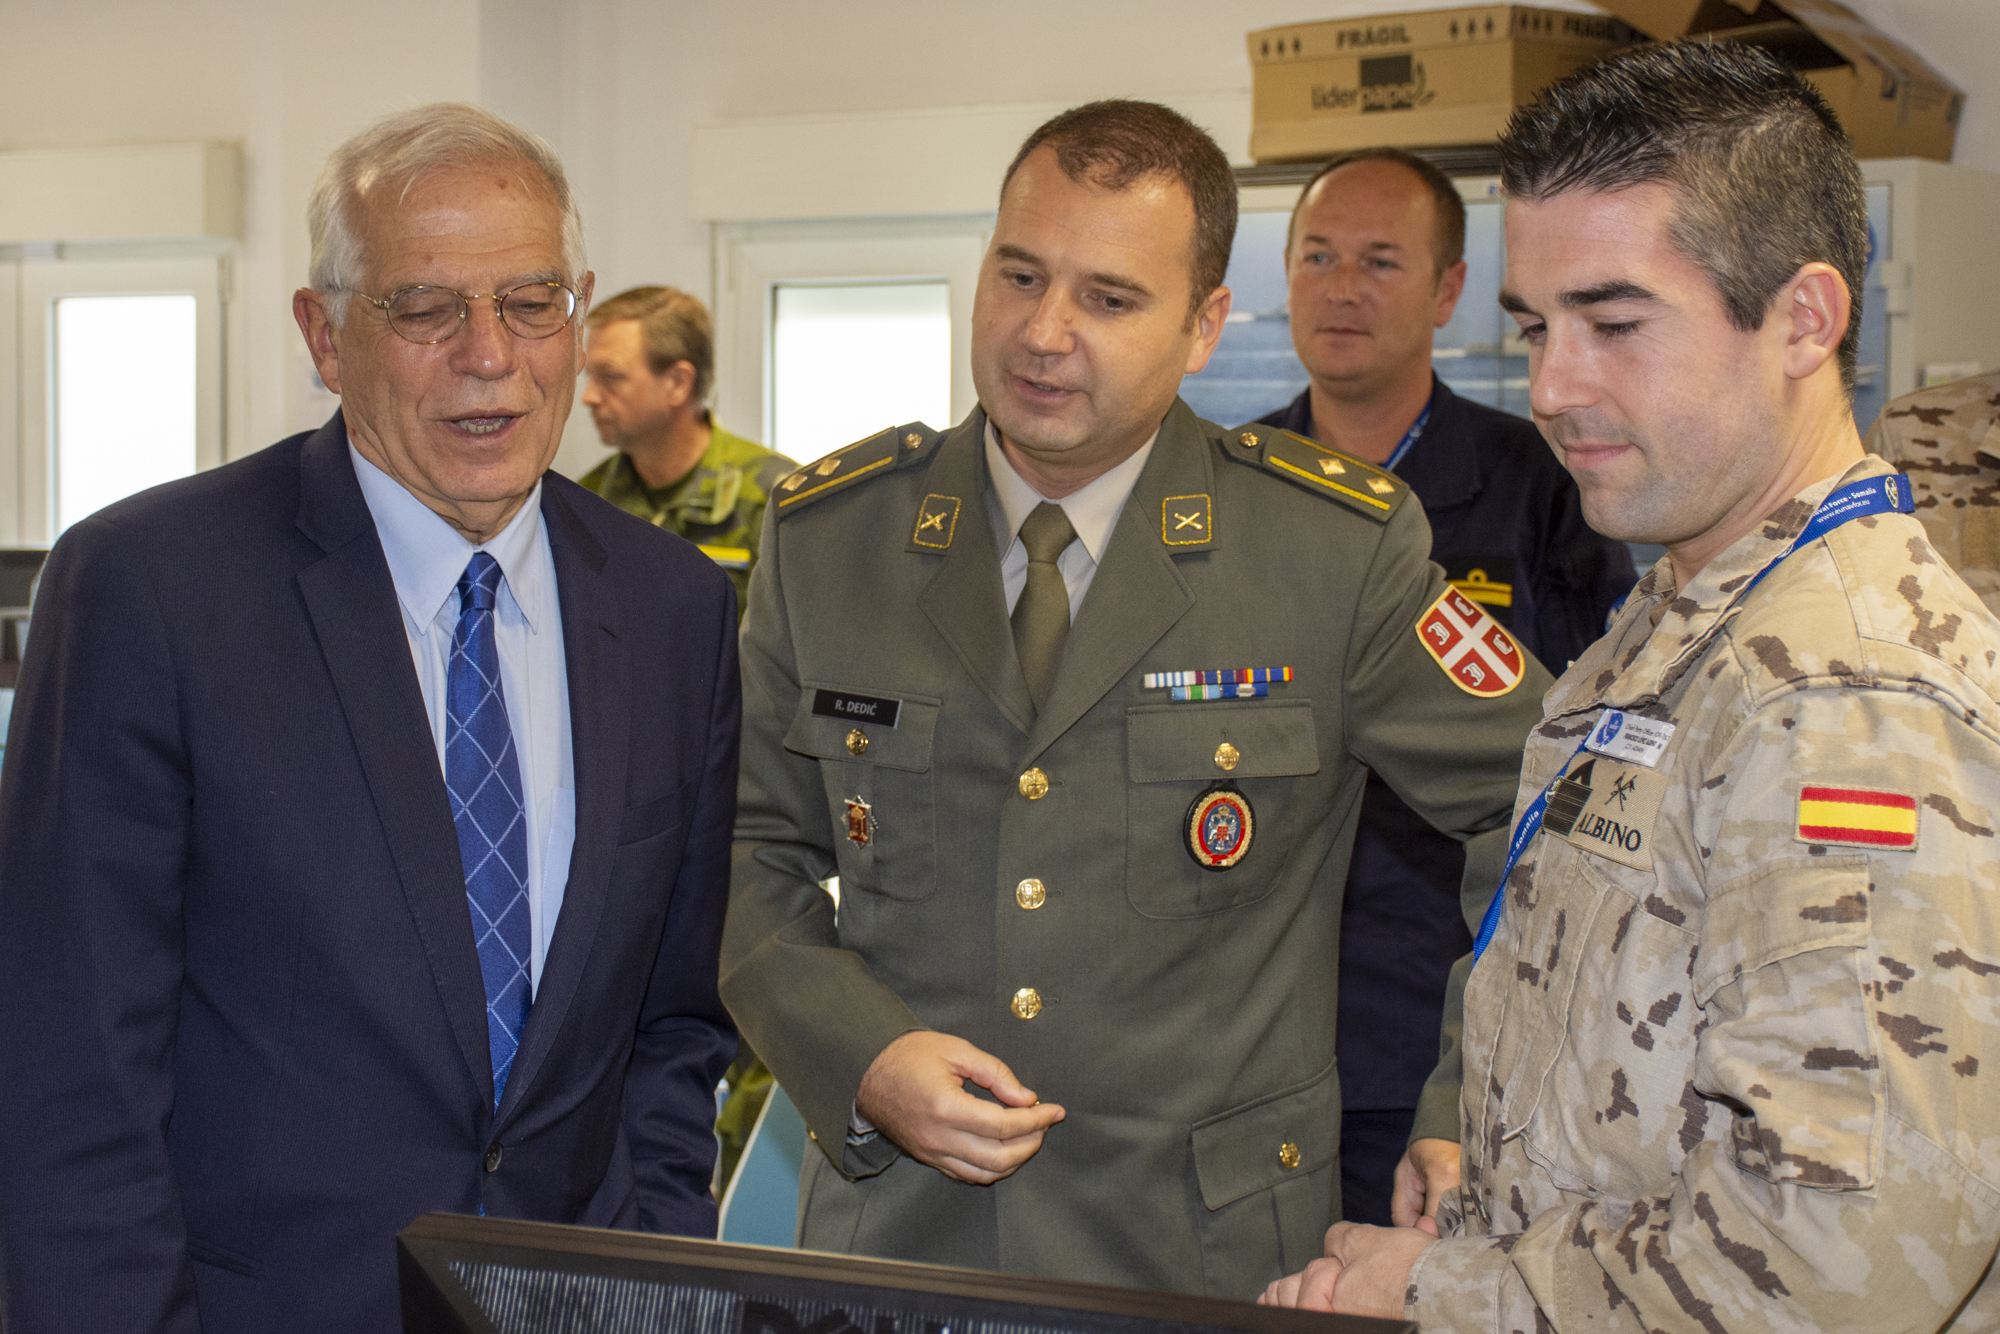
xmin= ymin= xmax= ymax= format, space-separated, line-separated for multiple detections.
xmin=1011 ymin=502 xmax=1077 ymax=712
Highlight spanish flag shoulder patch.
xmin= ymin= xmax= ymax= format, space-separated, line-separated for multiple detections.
xmin=1796 ymin=785 xmax=1918 ymax=851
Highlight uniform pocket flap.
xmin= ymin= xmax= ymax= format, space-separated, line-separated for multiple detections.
xmin=1129 ymin=702 xmax=1319 ymax=784
xmin=784 ymin=684 xmax=940 ymax=773
xmin=1190 ymin=1063 xmax=1338 ymax=1211
xmin=1694 ymin=854 xmax=1872 ymax=1004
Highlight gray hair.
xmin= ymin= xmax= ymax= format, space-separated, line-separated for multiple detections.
xmin=307 ymin=102 xmax=586 ymax=323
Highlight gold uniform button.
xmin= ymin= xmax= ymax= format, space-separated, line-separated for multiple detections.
xmin=1018 ymin=768 xmax=1050 ymax=800
xmin=1236 ymin=431 xmax=1258 ymax=448
xmin=1016 ymin=878 xmax=1047 ymax=910
xmin=905 ymin=432 xmax=923 ymax=449
xmin=845 ymin=728 xmax=869 ymax=756
xmin=1279 ymin=1141 xmax=1301 ymax=1170
xmin=1213 ymin=742 xmax=1240 ymax=772
xmin=1011 ymin=987 xmax=1043 ymax=1019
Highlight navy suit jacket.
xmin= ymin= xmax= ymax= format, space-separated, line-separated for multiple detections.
xmin=0 ymin=415 xmax=740 ymax=1332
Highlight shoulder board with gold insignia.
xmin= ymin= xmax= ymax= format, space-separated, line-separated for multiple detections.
xmin=1223 ymin=426 xmax=1403 ymax=522
xmin=772 ymin=422 xmax=941 ymax=518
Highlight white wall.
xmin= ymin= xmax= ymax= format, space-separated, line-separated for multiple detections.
xmin=0 ymin=0 xmax=480 ymax=462
xmin=6 ymin=0 xmax=1997 ymax=480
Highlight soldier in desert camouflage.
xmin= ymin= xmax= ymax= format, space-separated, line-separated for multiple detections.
xmin=1262 ymin=41 xmax=2000 ymax=1332
xmin=1867 ymin=369 xmax=2000 ymax=617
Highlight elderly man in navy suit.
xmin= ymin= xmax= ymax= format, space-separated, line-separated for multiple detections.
xmin=0 ymin=104 xmax=738 ymax=1332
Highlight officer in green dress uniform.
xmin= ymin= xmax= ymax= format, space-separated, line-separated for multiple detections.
xmin=580 ymin=285 xmax=793 ymax=1189
xmin=723 ymin=102 xmax=1552 ymax=1298
xmin=580 ymin=285 xmax=794 ymax=612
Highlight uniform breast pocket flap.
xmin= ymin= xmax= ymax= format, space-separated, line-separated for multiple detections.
xmin=1124 ymin=702 xmax=1319 ymax=918
xmin=1128 ymin=701 xmax=1318 ymax=783
xmin=784 ymin=682 xmax=939 ymax=773
xmin=783 ymin=682 xmax=941 ymax=903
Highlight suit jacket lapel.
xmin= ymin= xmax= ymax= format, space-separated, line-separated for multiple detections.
xmin=292 ymin=414 xmax=497 ymax=1110
xmin=497 ymin=483 xmax=627 ymax=1122
xmin=915 ymin=412 xmax=1036 ymax=736
xmin=1024 ymin=402 xmax=1206 ymax=758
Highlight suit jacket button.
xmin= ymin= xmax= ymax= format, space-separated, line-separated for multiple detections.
xmin=1011 ymin=987 xmax=1043 ymax=1019
xmin=1018 ymin=768 xmax=1050 ymax=800
xmin=484 ymin=1143 xmax=503 ymax=1173
xmin=1278 ymin=1141 xmax=1301 ymax=1169
xmin=1016 ymin=878 xmax=1047 ymax=909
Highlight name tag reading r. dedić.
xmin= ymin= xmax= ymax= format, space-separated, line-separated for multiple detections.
xmin=812 ymin=689 xmax=902 ymax=728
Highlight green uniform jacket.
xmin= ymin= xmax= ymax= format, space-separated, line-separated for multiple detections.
xmin=579 ymin=420 xmax=794 ymax=612
xmin=723 ymin=401 xmax=1550 ymax=1299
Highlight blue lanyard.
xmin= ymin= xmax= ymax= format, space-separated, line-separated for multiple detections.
xmin=1384 ymin=403 xmax=1432 ymax=473
xmin=1470 ymin=470 xmax=1914 ymax=962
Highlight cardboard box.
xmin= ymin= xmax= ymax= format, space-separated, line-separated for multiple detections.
xmin=1596 ymin=0 xmax=1962 ymax=161
xmin=1248 ymin=6 xmax=1639 ymax=163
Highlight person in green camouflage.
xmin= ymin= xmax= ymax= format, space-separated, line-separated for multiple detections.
xmin=580 ymin=285 xmax=789 ymax=1192
xmin=580 ymin=285 xmax=794 ymax=613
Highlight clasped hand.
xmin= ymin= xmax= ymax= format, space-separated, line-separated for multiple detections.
xmin=1257 ymin=1137 xmax=1459 ymax=1318
xmin=855 ymin=1031 xmax=1066 ymax=1184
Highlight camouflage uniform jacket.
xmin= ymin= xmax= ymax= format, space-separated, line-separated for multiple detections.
xmin=1866 ymin=371 xmax=2000 ymax=617
xmin=1408 ymin=456 xmax=2000 ymax=1333
xmin=579 ymin=420 xmax=794 ymax=611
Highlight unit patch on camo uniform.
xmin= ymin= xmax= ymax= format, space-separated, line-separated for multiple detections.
xmin=1796 ymin=785 xmax=1919 ymax=850
xmin=1562 ymin=760 xmax=1668 ymax=872
xmin=1415 ymin=587 xmax=1526 ymax=697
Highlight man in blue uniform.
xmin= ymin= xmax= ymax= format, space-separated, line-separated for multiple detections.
xmin=1251 ymin=147 xmax=1634 ymax=1227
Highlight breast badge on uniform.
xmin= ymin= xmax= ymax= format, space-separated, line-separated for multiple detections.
xmin=1585 ymin=708 xmax=1675 ymax=768
xmin=1186 ymin=785 xmax=1253 ymax=870
xmin=843 ymin=796 xmax=875 ymax=848
xmin=1416 ymin=588 xmax=1525 ymax=697
xmin=1796 ymin=786 xmax=1918 ymax=850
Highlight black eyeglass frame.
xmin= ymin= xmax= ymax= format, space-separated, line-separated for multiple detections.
xmin=349 ymin=280 xmax=580 ymax=344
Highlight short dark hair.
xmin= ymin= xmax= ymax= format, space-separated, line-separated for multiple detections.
xmin=1498 ymin=40 xmax=1867 ymax=394
xmin=1289 ymin=148 xmax=1467 ymax=278
xmin=1001 ymin=100 xmax=1237 ymax=325
xmin=587 ymin=285 xmax=714 ymax=404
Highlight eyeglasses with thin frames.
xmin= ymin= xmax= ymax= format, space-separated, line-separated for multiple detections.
xmin=349 ymin=281 xmax=579 ymax=344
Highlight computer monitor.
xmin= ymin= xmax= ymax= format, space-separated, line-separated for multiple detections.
xmin=397 ymin=1214 xmax=1413 ymax=1334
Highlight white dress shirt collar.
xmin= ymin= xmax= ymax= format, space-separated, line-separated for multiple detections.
xmin=983 ymin=418 xmax=1157 ymax=559
xmin=347 ymin=438 xmax=574 ymax=993
xmin=348 ymin=444 xmax=553 ymax=632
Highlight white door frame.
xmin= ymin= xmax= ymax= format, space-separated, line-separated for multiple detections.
xmin=0 ymin=262 xmax=18 ymax=546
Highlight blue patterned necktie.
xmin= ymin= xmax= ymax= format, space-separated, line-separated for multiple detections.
xmin=447 ymin=552 xmax=532 ymax=1107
